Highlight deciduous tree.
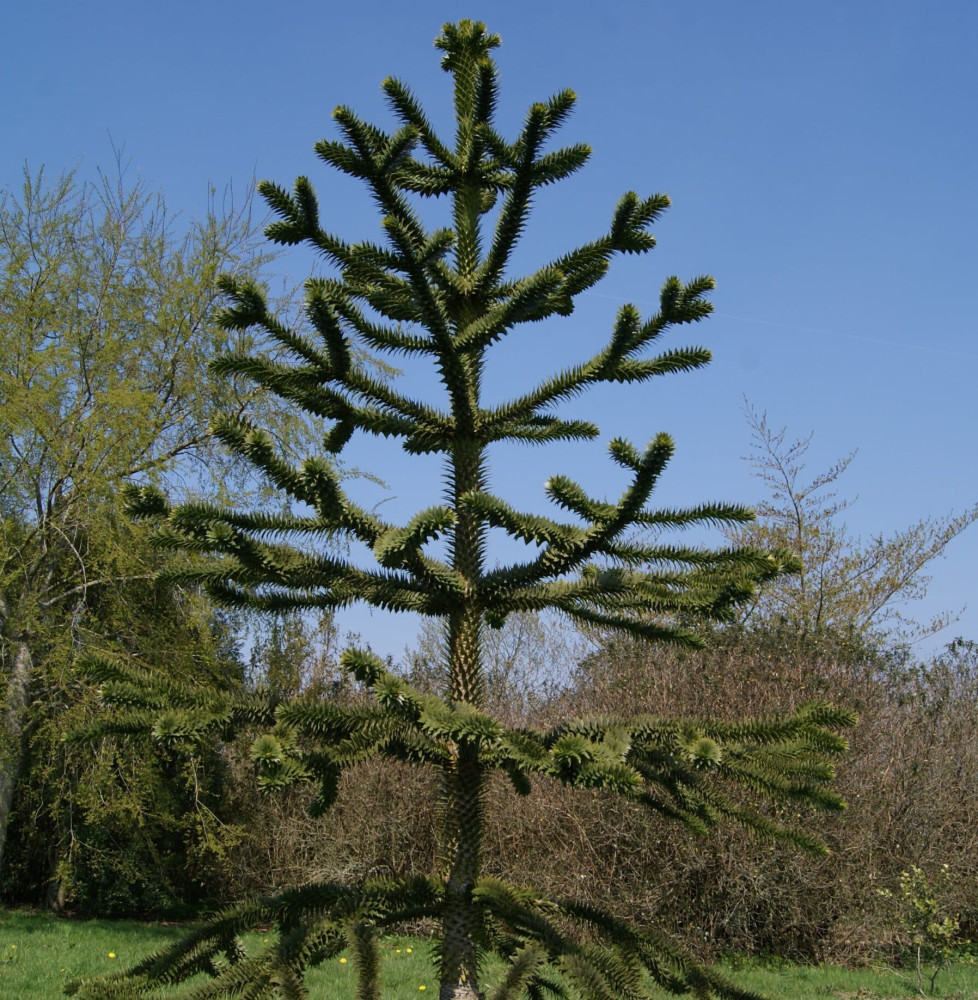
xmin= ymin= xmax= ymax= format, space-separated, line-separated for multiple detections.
xmin=726 ymin=404 xmax=978 ymax=648
xmin=0 ymin=161 xmax=294 ymax=877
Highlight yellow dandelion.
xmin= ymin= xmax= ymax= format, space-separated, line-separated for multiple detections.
xmin=340 ymin=957 xmax=348 ymax=964
xmin=10 ymin=945 xmax=15 ymax=950
xmin=406 ymin=948 xmax=413 ymax=953
xmin=108 ymin=952 xmax=116 ymax=959
xmin=419 ymin=987 xmax=426 ymax=992
xmin=396 ymin=948 xmax=402 ymax=953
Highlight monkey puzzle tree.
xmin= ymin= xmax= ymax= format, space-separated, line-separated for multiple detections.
xmin=72 ymin=21 xmax=854 ymax=1000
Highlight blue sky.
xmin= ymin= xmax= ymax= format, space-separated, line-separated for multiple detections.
xmin=5 ymin=0 xmax=976 ymax=659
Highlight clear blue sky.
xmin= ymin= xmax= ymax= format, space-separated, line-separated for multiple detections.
xmin=5 ymin=0 xmax=976 ymax=659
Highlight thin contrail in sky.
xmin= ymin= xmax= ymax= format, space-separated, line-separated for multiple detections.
xmin=584 ymin=291 xmax=978 ymax=360
xmin=716 ymin=313 xmax=978 ymax=360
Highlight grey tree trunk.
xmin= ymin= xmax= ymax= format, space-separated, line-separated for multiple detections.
xmin=0 ymin=637 xmax=33 ymax=876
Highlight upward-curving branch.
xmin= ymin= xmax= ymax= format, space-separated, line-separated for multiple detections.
xmin=74 ymin=19 xmax=852 ymax=1000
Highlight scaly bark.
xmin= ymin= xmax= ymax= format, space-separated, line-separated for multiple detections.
xmin=440 ymin=364 xmax=488 ymax=999
xmin=439 ymin=741 xmax=485 ymax=1000
xmin=441 ymin=474 xmax=488 ymax=999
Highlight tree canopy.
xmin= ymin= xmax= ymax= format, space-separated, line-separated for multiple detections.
xmin=0 ymin=161 xmax=299 ymax=882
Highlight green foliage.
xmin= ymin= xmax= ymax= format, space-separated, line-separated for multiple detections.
xmin=879 ymin=864 xmax=972 ymax=995
xmin=246 ymin=613 xmax=347 ymax=700
xmin=2 ymin=541 xmax=247 ymax=916
xmin=77 ymin=20 xmax=853 ymax=1000
xmin=0 ymin=163 xmax=280 ymax=517
xmin=0 ymin=159 xmax=293 ymax=910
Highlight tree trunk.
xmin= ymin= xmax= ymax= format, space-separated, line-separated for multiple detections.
xmin=440 ymin=431 xmax=488 ymax=1000
xmin=439 ymin=743 xmax=485 ymax=1000
xmin=0 ymin=637 xmax=33 ymax=876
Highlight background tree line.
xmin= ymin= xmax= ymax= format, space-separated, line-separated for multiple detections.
xmin=1 ymin=162 xmax=975 ymax=970
xmin=0 ymin=162 xmax=313 ymax=912
xmin=214 ymin=617 xmax=977 ymax=966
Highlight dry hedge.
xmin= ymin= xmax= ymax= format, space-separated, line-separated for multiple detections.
xmin=220 ymin=633 xmax=978 ymax=964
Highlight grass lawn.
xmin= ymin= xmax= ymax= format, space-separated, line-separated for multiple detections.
xmin=1 ymin=908 xmax=975 ymax=999
xmin=0 ymin=910 xmax=436 ymax=998
xmin=716 ymin=955 xmax=978 ymax=999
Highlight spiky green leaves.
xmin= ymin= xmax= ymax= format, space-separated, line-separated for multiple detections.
xmin=65 ymin=878 xmax=444 ymax=1000
xmin=85 ymin=20 xmax=858 ymax=1000
xmin=81 ymin=642 xmax=853 ymax=857
xmin=434 ymin=20 xmax=501 ymax=72
xmin=63 ymin=868 xmax=766 ymax=1000
xmin=211 ymin=12 xmax=714 ymax=475
xmin=466 ymin=437 xmax=788 ymax=641
xmin=373 ymin=507 xmax=456 ymax=569
xmin=473 ymin=878 xmax=768 ymax=1000
xmin=481 ymin=702 xmax=853 ymax=852
xmin=140 ymin=17 xmax=767 ymax=647
xmin=319 ymin=651 xmax=851 ymax=854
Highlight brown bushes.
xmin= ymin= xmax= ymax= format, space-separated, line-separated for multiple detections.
xmin=218 ymin=631 xmax=978 ymax=963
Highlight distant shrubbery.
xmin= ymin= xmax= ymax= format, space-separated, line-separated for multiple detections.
xmin=4 ymin=597 xmax=976 ymax=969
xmin=193 ymin=624 xmax=977 ymax=965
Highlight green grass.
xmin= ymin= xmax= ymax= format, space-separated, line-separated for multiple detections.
xmin=1 ymin=909 xmax=975 ymax=999
xmin=717 ymin=955 xmax=978 ymax=999
xmin=0 ymin=910 xmax=187 ymax=997
xmin=0 ymin=910 xmax=439 ymax=998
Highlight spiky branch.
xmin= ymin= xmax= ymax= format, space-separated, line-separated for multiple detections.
xmin=73 ymin=20 xmax=852 ymax=1000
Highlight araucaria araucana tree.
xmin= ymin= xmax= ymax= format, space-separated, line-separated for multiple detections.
xmin=73 ymin=21 xmax=854 ymax=1000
